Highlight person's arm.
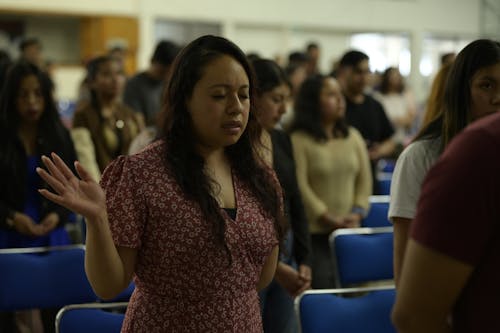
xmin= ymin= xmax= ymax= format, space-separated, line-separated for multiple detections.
xmin=37 ymin=153 xmax=136 ymax=300
xmin=352 ymin=128 xmax=373 ymax=211
xmin=392 ymin=240 xmax=473 ymax=333
xmin=257 ymin=245 xmax=279 ymax=291
xmin=290 ymin=133 xmax=328 ymax=223
xmin=369 ymin=137 xmax=396 ymax=160
xmin=280 ymin=132 xmax=312 ymax=267
xmin=392 ymin=217 xmax=411 ymax=287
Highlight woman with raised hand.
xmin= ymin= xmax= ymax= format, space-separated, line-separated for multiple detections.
xmin=37 ymin=35 xmax=284 ymax=332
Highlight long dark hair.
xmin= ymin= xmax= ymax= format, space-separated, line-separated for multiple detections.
xmin=289 ymin=74 xmax=349 ymax=140
xmin=86 ymin=55 xmax=115 ymax=115
xmin=0 ymin=61 xmax=67 ymax=176
xmin=414 ymin=39 xmax=500 ymax=150
xmin=161 ymin=35 xmax=284 ymax=262
xmin=379 ymin=67 xmax=404 ymax=94
xmin=251 ymin=58 xmax=290 ymax=95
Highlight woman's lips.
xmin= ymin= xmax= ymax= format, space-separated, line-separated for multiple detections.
xmin=221 ymin=120 xmax=243 ymax=135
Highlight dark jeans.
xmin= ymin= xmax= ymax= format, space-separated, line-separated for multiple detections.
xmin=259 ymin=279 xmax=298 ymax=333
xmin=259 ymin=229 xmax=298 ymax=333
xmin=310 ymin=233 xmax=336 ymax=289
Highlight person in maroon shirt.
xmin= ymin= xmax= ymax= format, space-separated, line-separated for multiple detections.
xmin=392 ymin=111 xmax=500 ymax=331
xmin=36 ymin=35 xmax=285 ymax=332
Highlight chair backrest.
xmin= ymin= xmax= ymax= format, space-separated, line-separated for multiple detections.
xmin=56 ymin=302 xmax=127 ymax=333
xmin=0 ymin=245 xmax=97 ymax=311
xmin=330 ymin=227 xmax=393 ymax=287
xmin=295 ymin=286 xmax=396 ymax=333
xmin=376 ymin=172 xmax=393 ymax=195
xmin=362 ymin=195 xmax=391 ymax=228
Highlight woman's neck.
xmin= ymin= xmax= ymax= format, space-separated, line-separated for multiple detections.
xmin=18 ymin=122 xmax=38 ymax=154
xmin=259 ymin=130 xmax=273 ymax=167
xmin=322 ymin=121 xmax=336 ymax=139
xmin=96 ymin=94 xmax=119 ymax=117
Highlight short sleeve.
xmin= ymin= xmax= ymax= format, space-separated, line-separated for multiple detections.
xmin=100 ymin=155 xmax=147 ymax=248
xmin=389 ymin=141 xmax=436 ymax=221
xmin=411 ymin=129 xmax=498 ymax=265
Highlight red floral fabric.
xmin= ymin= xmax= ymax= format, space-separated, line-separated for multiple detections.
xmin=100 ymin=141 xmax=279 ymax=332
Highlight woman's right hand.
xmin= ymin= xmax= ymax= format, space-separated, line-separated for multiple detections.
xmin=37 ymin=153 xmax=107 ymax=222
xmin=11 ymin=212 xmax=45 ymax=237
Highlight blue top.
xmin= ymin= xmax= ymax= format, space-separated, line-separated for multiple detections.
xmin=0 ymin=156 xmax=70 ymax=248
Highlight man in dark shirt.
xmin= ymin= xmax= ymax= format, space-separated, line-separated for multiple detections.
xmin=123 ymin=40 xmax=180 ymax=126
xmin=392 ymin=111 xmax=500 ymax=332
xmin=338 ymin=50 xmax=395 ymax=192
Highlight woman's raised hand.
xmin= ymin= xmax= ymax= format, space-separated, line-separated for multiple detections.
xmin=37 ymin=153 xmax=107 ymax=221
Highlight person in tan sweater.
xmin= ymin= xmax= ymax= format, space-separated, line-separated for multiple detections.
xmin=290 ymin=74 xmax=372 ymax=288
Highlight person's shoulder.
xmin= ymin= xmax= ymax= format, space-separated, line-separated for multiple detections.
xmin=290 ymin=130 xmax=312 ymax=142
xmin=270 ymin=129 xmax=290 ymax=144
xmin=129 ymin=139 xmax=166 ymax=163
xmin=126 ymin=71 xmax=148 ymax=84
xmin=73 ymin=101 xmax=92 ymax=114
xmin=463 ymin=112 xmax=500 ymax=143
xmin=365 ymin=93 xmax=385 ymax=110
xmin=347 ymin=126 xmax=363 ymax=139
xmin=401 ymin=138 xmax=440 ymax=162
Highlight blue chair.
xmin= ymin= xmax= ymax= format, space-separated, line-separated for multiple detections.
xmin=329 ymin=227 xmax=393 ymax=287
xmin=376 ymin=173 xmax=393 ymax=195
xmin=362 ymin=195 xmax=391 ymax=228
xmin=295 ymin=286 xmax=396 ymax=333
xmin=56 ymin=302 xmax=127 ymax=333
xmin=377 ymin=159 xmax=396 ymax=173
xmin=0 ymin=245 xmax=97 ymax=311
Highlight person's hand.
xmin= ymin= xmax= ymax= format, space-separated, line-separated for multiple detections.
xmin=275 ymin=263 xmax=306 ymax=297
xmin=37 ymin=153 xmax=107 ymax=222
xmin=318 ymin=212 xmax=343 ymax=229
xmin=340 ymin=213 xmax=362 ymax=228
xmin=39 ymin=212 xmax=60 ymax=235
xmin=295 ymin=264 xmax=312 ymax=295
xmin=11 ymin=212 xmax=45 ymax=237
xmin=368 ymin=143 xmax=382 ymax=160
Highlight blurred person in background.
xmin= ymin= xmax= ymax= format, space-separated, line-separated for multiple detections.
xmin=389 ymin=39 xmax=500 ymax=287
xmin=253 ymin=58 xmax=312 ymax=333
xmin=19 ymin=37 xmax=43 ymax=69
xmin=290 ymin=74 xmax=372 ymax=288
xmin=392 ymin=110 xmax=500 ymax=332
xmin=373 ymin=67 xmax=417 ymax=152
xmin=72 ymin=55 xmax=143 ymax=176
xmin=123 ymin=40 xmax=180 ymax=127
xmin=420 ymin=62 xmax=453 ymax=129
xmin=0 ymin=61 xmax=77 ymax=333
xmin=337 ymin=50 xmax=395 ymax=193
xmin=306 ymin=42 xmax=320 ymax=76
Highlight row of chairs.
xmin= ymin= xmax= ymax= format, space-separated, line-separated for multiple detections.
xmin=295 ymin=208 xmax=396 ymax=333
xmin=0 ymin=245 xmax=132 ymax=332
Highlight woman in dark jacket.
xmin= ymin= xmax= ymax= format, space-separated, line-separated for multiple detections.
xmin=253 ymin=58 xmax=312 ymax=333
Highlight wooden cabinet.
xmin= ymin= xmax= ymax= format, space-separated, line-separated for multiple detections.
xmin=80 ymin=16 xmax=138 ymax=75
